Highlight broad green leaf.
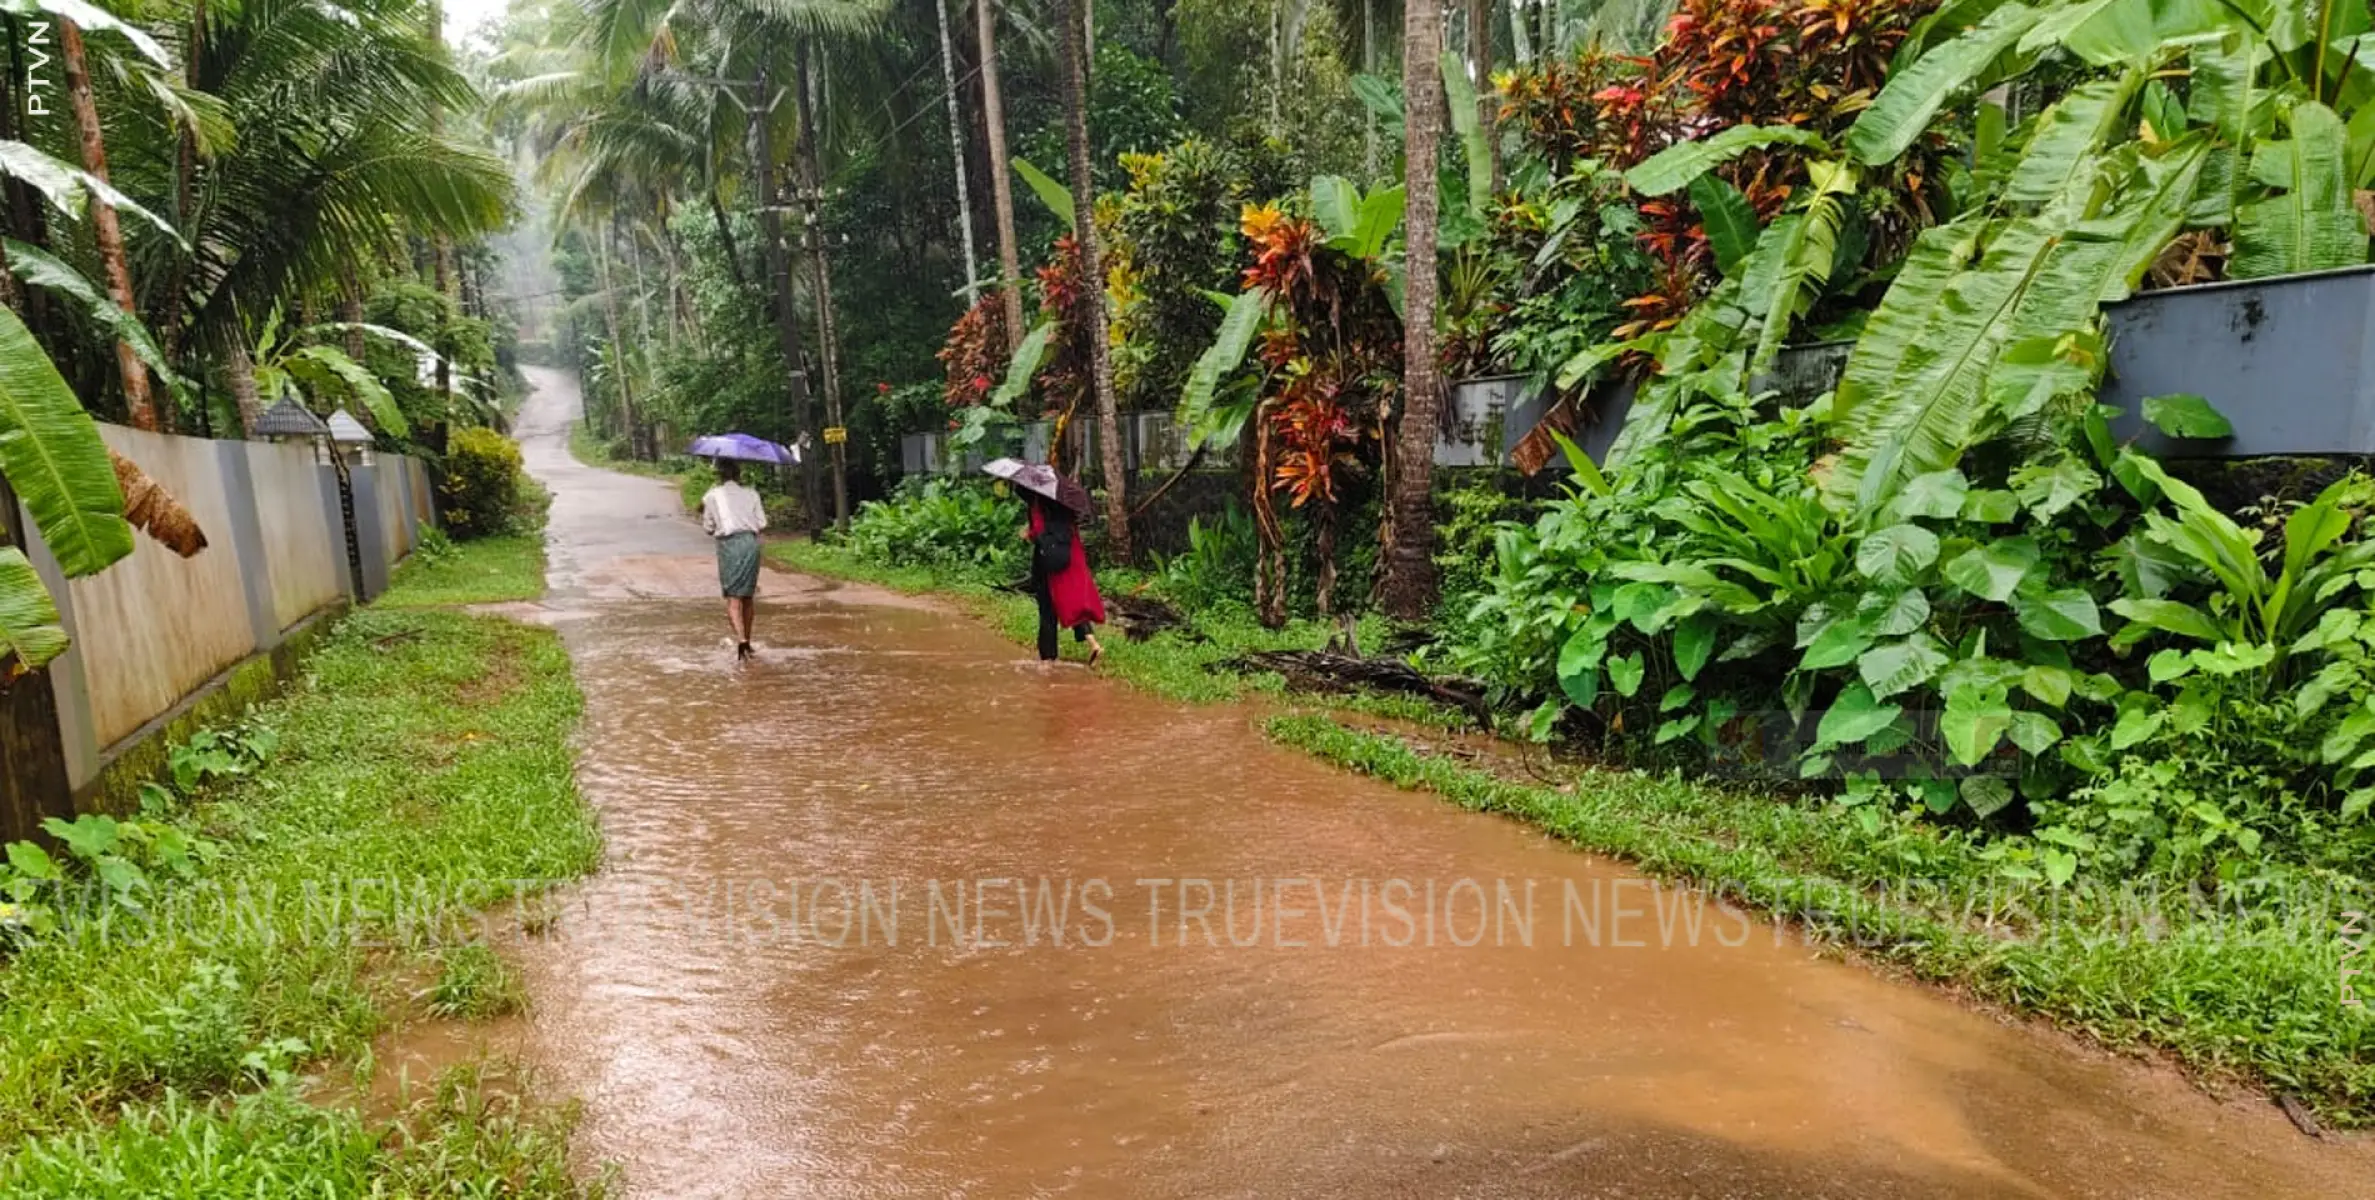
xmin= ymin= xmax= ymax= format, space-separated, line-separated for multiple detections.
xmin=1352 ymin=184 xmax=1407 ymax=261
xmin=1943 ymin=683 xmax=2013 ymax=765
xmin=1660 ymin=683 xmax=1697 ymax=713
xmin=2110 ymin=693 xmax=2164 ymax=749
xmin=1985 ymin=335 xmax=2096 ymax=421
xmin=2009 ymin=457 xmax=2101 ymax=518
xmin=1943 ymin=539 xmax=2040 ymax=602
xmin=2139 ymin=79 xmax=2187 ymax=142
xmin=1349 ymin=73 xmax=1404 ymax=126
xmin=2232 ymin=102 xmax=2365 ymax=280
xmin=1690 ymin=174 xmax=1761 ymax=276
xmin=5 ymin=838 xmax=57 ymax=880
xmin=1848 ymin=4 xmax=2043 ymax=166
xmin=289 ymin=346 xmax=408 ymax=438
xmin=4 ymin=240 xmax=181 ymax=399
xmin=2140 ymin=393 xmax=2234 ymax=438
xmin=2007 ymin=74 xmax=2140 ymax=206
xmin=1312 ymin=176 xmax=1362 ymax=244
xmin=1817 ymin=682 xmax=1902 ymax=747
xmin=0 ymin=306 xmax=130 ymax=577
xmin=2109 ymin=597 xmax=2225 ymax=645
xmin=993 ymin=321 xmax=1056 ymax=409
xmin=2010 ymin=586 xmax=2103 ymax=641
xmin=1177 ymin=289 xmax=1269 ymax=449
xmin=1962 ymin=489 xmax=2021 ymax=523
xmin=1890 ymin=469 xmax=1970 ymax=521
xmin=2022 ymin=663 xmax=2074 ymax=707
xmin=2147 ymin=647 xmax=2195 ymax=682
xmin=1672 ymin=612 xmax=1718 ymax=682
xmin=1861 ymin=587 xmax=1932 ymax=637
xmin=1439 ymin=51 xmax=1494 ymax=219
xmin=1607 ymin=651 xmax=1646 ymax=698
xmin=1747 ymin=160 xmax=1856 ymax=371
xmin=1010 ymin=157 xmax=1075 ymax=229
xmin=1554 ymin=340 xmax=1625 ymax=391
xmin=0 ymin=141 xmax=182 ymax=244
xmin=1831 ymin=215 xmax=1986 ymax=422
xmin=1626 ymin=125 xmax=1830 ymax=196
xmin=1961 ymin=774 xmax=2015 ymax=817
xmin=2187 ymin=640 xmax=2276 ymax=676
xmin=0 ymin=547 xmax=67 ymax=671
xmin=2007 ymin=710 xmax=2062 ymax=754
xmin=1655 ymin=715 xmax=1701 ymax=745
xmin=1859 ymin=634 xmax=1949 ymax=700
xmin=2189 ymin=36 xmax=2265 ymax=143
xmin=1856 ymin=525 xmax=1941 ymax=585
xmin=6 ymin=0 xmax=169 ymax=65
xmin=1801 ymin=615 xmax=1873 ymax=670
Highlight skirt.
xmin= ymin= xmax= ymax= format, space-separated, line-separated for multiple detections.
xmin=715 ymin=531 xmax=760 ymax=598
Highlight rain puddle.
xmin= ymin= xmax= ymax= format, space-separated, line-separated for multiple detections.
xmin=420 ymin=366 xmax=2375 ymax=1198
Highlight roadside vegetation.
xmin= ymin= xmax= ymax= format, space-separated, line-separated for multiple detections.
xmin=0 ymin=604 xmax=602 ymax=1191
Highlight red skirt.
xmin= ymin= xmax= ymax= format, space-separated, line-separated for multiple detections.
xmin=1029 ymin=507 xmax=1106 ymax=628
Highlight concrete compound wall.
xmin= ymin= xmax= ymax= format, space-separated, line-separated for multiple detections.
xmin=17 ymin=425 xmax=433 ymax=802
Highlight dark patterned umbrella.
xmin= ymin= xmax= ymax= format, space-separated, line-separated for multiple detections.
xmin=983 ymin=457 xmax=1091 ymax=515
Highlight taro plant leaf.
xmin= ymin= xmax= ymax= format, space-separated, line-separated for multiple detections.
xmin=1862 ymin=587 xmax=1932 ymax=637
xmin=1860 ymin=634 xmax=1950 ymax=700
xmin=2232 ymin=102 xmax=2366 ymax=280
xmin=1660 ymin=684 xmax=1697 ymax=713
xmin=1672 ymin=612 xmax=1718 ymax=682
xmin=1800 ymin=614 xmax=1874 ymax=669
xmin=1177 ymin=290 xmax=1269 ymax=449
xmin=0 ymin=305 xmax=132 ymax=577
xmin=1943 ymin=537 xmax=2040 ymax=602
xmin=1960 ymin=774 xmax=2016 ymax=818
xmin=4 ymin=240 xmax=183 ymax=399
xmin=2140 ymin=393 xmax=2234 ymax=438
xmin=2009 ymin=457 xmax=2102 ymax=518
xmin=1855 ymin=525 xmax=1941 ymax=585
xmin=1962 ymin=489 xmax=2021 ymax=523
xmin=1942 ymin=683 xmax=2013 ymax=766
xmin=1817 ymin=682 xmax=1902 ymax=748
xmin=2007 ymin=710 xmax=2062 ymax=754
xmin=1625 ymin=125 xmax=1830 ymax=196
xmin=1607 ymin=651 xmax=1646 ymax=698
xmin=1557 ymin=623 xmax=1610 ymax=707
xmin=0 ymin=547 xmax=68 ymax=672
xmin=2011 ymin=586 xmax=2103 ymax=641
xmin=1890 ymin=469 xmax=1970 ymax=521
xmin=2109 ymin=691 xmax=2164 ymax=749
xmin=993 ymin=321 xmax=1056 ymax=409
xmin=1690 ymin=174 xmax=1761 ymax=276
xmin=1010 ymin=157 xmax=1075 ymax=229
xmin=2188 ymin=640 xmax=2276 ymax=676
xmin=1439 ymin=51 xmax=1494 ymax=219
xmin=1847 ymin=4 xmax=2043 ymax=166
xmin=0 ymin=141 xmax=182 ymax=243
xmin=5 ymin=838 xmax=57 ymax=880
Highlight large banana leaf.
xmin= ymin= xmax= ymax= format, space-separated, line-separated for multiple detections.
xmin=1832 ymin=214 xmax=1986 ymax=420
xmin=1626 ymin=125 xmax=1829 ymax=197
xmin=285 ymin=346 xmax=410 ymax=438
xmin=0 ymin=546 xmax=67 ymax=673
xmin=0 ymin=0 xmax=169 ymax=66
xmin=0 ymin=306 xmax=129 ymax=578
xmin=1849 ymin=3 xmax=2042 ymax=166
xmin=1689 ymin=175 xmax=1761 ymax=275
xmin=2232 ymin=101 xmax=2367 ymax=279
xmin=4 ymin=240 xmax=183 ymax=399
xmin=2007 ymin=74 xmax=2140 ymax=206
xmin=1177 ymin=289 xmax=1270 ymax=450
xmin=1439 ymin=50 xmax=1494 ymax=219
xmin=1744 ymin=160 xmax=1855 ymax=371
xmin=991 ymin=321 xmax=1055 ymax=408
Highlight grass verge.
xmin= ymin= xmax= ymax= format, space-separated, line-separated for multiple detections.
xmin=0 ymin=605 xmax=606 ymax=1191
xmin=381 ymin=478 xmax=552 ymax=607
xmin=1268 ymin=714 xmax=2375 ymax=1128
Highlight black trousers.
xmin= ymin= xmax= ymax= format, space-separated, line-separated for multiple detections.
xmin=1034 ymin=575 xmax=1090 ymax=660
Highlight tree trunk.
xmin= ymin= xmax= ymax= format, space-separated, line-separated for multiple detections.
xmin=975 ymin=0 xmax=1025 ymax=354
xmin=935 ymin=0 xmax=980 ymax=304
xmin=224 ymin=334 xmax=264 ymax=436
xmin=1469 ymin=0 xmax=1498 ymax=194
xmin=708 ymin=182 xmax=746 ymax=289
xmin=1382 ymin=0 xmax=1443 ymax=619
xmin=591 ymin=234 xmax=639 ymax=452
xmin=753 ymin=64 xmax=821 ymax=529
xmin=339 ymin=263 xmax=367 ymax=360
xmin=1057 ymin=0 xmax=1130 ymax=561
xmin=1362 ymin=0 xmax=1377 ymax=183
xmin=156 ymin=1 xmax=203 ymax=365
xmin=1511 ymin=0 xmax=1534 ymax=64
xmin=796 ymin=43 xmax=849 ymax=532
xmin=60 ymin=19 xmax=159 ymax=432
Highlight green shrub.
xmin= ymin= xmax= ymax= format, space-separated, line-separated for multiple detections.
xmin=1152 ymin=503 xmax=1256 ymax=612
xmin=439 ymin=428 xmax=526 ymax=540
xmin=843 ymin=478 xmax=1023 ymax=580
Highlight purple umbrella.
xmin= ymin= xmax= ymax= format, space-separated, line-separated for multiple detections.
xmin=689 ymin=432 xmax=800 ymax=465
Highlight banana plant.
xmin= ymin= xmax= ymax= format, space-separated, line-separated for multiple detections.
xmin=245 ymin=308 xmax=411 ymax=438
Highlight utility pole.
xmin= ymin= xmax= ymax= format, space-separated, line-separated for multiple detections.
xmin=795 ymin=42 xmax=850 ymax=532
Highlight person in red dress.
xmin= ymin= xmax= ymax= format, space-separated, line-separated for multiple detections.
xmin=1024 ymin=492 xmax=1106 ymax=666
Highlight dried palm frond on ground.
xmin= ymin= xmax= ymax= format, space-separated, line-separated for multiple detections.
xmin=109 ymin=449 xmax=207 ymax=557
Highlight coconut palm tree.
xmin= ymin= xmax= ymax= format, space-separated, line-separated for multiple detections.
xmin=1053 ymin=0 xmax=1129 ymax=560
xmin=975 ymin=0 xmax=1023 ymax=353
xmin=1381 ymin=0 xmax=1443 ymax=618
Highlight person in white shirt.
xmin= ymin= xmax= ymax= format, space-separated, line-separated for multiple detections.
xmin=699 ymin=459 xmax=769 ymax=659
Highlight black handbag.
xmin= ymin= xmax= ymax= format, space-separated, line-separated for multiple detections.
xmin=1033 ymin=522 xmax=1073 ymax=577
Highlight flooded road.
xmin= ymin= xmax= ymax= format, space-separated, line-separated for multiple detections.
xmin=503 ymin=367 xmax=2373 ymax=1198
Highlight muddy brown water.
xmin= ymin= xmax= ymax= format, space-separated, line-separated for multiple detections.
xmin=482 ymin=368 xmax=2374 ymax=1198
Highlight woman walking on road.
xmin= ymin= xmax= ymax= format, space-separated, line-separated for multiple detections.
xmin=987 ymin=458 xmax=1105 ymax=666
xmin=700 ymin=459 xmax=768 ymax=660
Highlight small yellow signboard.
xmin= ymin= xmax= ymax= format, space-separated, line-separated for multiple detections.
xmin=822 ymin=426 xmax=848 ymax=445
